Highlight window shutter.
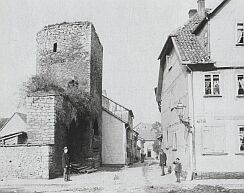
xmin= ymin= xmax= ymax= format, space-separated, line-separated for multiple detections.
xmin=202 ymin=127 xmax=214 ymax=153
xmin=214 ymin=127 xmax=225 ymax=153
xmin=202 ymin=126 xmax=225 ymax=153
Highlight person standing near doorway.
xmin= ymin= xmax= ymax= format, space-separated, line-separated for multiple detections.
xmin=62 ymin=146 xmax=71 ymax=181
xmin=159 ymin=149 xmax=167 ymax=176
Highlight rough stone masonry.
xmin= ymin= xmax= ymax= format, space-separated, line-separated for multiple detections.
xmin=0 ymin=21 xmax=103 ymax=179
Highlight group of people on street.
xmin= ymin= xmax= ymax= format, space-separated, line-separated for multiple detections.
xmin=62 ymin=146 xmax=182 ymax=183
xmin=159 ymin=149 xmax=182 ymax=183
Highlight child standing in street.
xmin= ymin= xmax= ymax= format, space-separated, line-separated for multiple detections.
xmin=173 ymin=158 xmax=182 ymax=183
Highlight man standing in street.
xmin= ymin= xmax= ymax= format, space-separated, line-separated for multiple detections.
xmin=62 ymin=146 xmax=71 ymax=181
xmin=159 ymin=149 xmax=167 ymax=176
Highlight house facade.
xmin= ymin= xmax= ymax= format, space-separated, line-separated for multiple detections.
xmin=0 ymin=112 xmax=27 ymax=145
xmin=134 ymin=123 xmax=157 ymax=159
xmin=136 ymin=136 xmax=145 ymax=161
xmin=156 ymin=0 xmax=244 ymax=179
xmin=102 ymin=95 xmax=136 ymax=166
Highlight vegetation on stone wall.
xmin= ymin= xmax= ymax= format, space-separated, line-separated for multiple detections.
xmin=23 ymin=73 xmax=100 ymax=117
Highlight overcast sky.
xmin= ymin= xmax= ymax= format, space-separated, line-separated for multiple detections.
xmin=0 ymin=0 xmax=220 ymax=124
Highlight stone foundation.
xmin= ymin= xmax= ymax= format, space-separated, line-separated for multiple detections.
xmin=194 ymin=171 xmax=244 ymax=180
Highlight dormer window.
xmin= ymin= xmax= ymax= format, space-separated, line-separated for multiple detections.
xmin=236 ymin=23 xmax=244 ymax=45
xmin=53 ymin=43 xmax=57 ymax=52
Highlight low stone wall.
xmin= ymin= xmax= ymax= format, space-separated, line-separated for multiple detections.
xmin=195 ymin=171 xmax=244 ymax=179
xmin=0 ymin=145 xmax=53 ymax=179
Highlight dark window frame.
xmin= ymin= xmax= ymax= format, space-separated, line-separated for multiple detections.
xmin=53 ymin=42 xmax=57 ymax=52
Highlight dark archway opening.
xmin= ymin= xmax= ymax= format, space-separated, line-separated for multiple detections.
xmin=93 ymin=119 xmax=99 ymax=136
xmin=67 ymin=119 xmax=77 ymax=162
xmin=67 ymin=116 xmax=92 ymax=164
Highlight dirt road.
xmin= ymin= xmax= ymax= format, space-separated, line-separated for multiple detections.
xmin=0 ymin=160 xmax=243 ymax=193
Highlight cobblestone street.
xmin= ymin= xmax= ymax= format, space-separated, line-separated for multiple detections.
xmin=1 ymin=160 xmax=244 ymax=193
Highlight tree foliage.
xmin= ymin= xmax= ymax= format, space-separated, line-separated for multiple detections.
xmin=151 ymin=121 xmax=162 ymax=154
xmin=152 ymin=140 xmax=161 ymax=154
xmin=151 ymin=121 xmax=162 ymax=135
xmin=23 ymin=73 xmax=100 ymax=117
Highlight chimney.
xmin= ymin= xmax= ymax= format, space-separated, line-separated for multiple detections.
xmin=197 ymin=0 xmax=206 ymax=17
xmin=188 ymin=9 xmax=197 ymax=18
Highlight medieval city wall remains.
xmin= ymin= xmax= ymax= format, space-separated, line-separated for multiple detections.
xmin=36 ymin=22 xmax=103 ymax=167
xmin=0 ymin=93 xmax=77 ymax=179
xmin=36 ymin=21 xmax=102 ymax=93
xmin=0 ymin=145 xmax=51 ymax=179
xmin=26 ymin=92 xmax=76 ymax=178
xmin=0 ymin=21 xmax=103 ymax=179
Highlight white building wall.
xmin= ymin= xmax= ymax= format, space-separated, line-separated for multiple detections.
xmin=209 ymin=0 xmax=244 ymax=67
xmin=102 ymin=110 xmax=126 ymax=165
xmin=160 ymin=48 xmax=191 ymax=170
xmin=0 ymin=114 xmax=26 ymax=137
xmin=193 ymin=69 xmax=244 ymax=172
xmin=190 ymin=0 xmax=244 ymax=173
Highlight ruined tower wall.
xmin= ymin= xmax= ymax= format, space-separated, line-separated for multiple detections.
xmin=0 ymin=22 xmax=103 ymax=180
xmin=90 ymin=25 xmax=103 ymax=165
xmin=90 ymin=24 xmax=103 ymax=99
xmin=26 ymin=94 xmax=56 ymax=144
xmin=26 ymin=93 xmax=77 ymax=178
xmin=35 ymin=21 xmax=103 ymax=168
xmin=36 ymin=22 xmax=92 ymax=92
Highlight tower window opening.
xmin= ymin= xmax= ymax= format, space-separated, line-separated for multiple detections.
xmin=53 ymin=43 xmax=57 ymax=52
xmin=68 ymin=79 xmax=79 ymax=89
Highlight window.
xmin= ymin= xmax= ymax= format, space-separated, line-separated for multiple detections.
xmin=204 ymin=74 xmax=220 ymax=96
xmin=237 ymin=75 xmax=244 ymax=95
xmin=53 ymin=42 xmax=57 ymax=52
xmin=68 ymin=79 xmax=79 ymax=89
xmin=239 ymin=127 xmax=244 ymax=151
xmin=237 ymin=23 xmax=244 ymax=45
xmin=172 ymin=133 xmax=177 ymax=151
xmin=202 ymin=126 xmax=226 ymax=154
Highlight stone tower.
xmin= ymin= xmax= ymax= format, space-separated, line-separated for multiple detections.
xmin=25 ymin=22 xmax=103 ymax=178
xmin=35 ymin=21 xmax=103 ymax=163
xmin=36 ymin=21 xmax=103 ymax=96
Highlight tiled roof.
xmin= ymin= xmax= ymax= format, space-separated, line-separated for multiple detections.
xmin=172 ymin=14 xmax=211 ymax=63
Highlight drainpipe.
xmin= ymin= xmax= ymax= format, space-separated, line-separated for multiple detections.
xmin=186 ymin=64 xmax=196 ymax=179
xmin=207 ymin=17 xmax=211 ymax=58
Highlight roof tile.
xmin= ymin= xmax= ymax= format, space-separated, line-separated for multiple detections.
xmin=172 ymin=14 xmax=211 ymax=63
